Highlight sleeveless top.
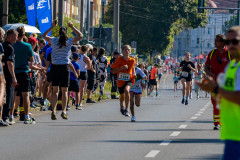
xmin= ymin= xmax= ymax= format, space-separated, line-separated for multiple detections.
xmin=78 ymin=54 xmax=87 ymax=72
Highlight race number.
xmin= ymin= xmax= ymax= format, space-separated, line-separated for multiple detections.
xmin=181 ymin=71 xmax=189 ymax=78
xmin=119 ymin=73 xmax=130 ymax=81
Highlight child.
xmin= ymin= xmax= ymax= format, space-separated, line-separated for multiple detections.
xmin=194 ymin=64 xmax=204 ymax=99
xmin=173 ymin=73 xmax=179 ymax=92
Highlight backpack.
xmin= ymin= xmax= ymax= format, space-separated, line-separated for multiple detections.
xmin=210 ymin=49 xmax=231 ymax=61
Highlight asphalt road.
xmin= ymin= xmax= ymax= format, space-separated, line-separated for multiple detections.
xmin=0 ymin=74 xmax=224 ymax=160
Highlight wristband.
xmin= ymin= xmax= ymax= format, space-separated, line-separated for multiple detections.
xmin=213 ymin=85 xmax=219 ymax=94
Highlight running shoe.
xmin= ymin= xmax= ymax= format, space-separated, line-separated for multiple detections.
xmin=30 ymin=102 xmax=37 ymax=108
xmin=86 ymin=98 xmax=96 ymax=103
xmin=72 ymin=98 xmax=75 ymax=106
xmin=66 ymin=105 xmax=70 ymax=111
xmin=0 ymin=120 xmax=8 ymax=126
xmin=156 ymin=91 xmax=158 ymax=97
xmin=189 ymin=93 xmax=192 ymax=99
xmin=76 ymin=106 xmax=83 ymax=110
xmin=61 ymin=112 xmax=68 ymax=120
xmin=14 ymin=110 xmax=19 ymax=117
xmin=120 ymin=107 xmax=125 ymax=115
xmin=8 ymin=117 xmax=15 ymax=125
xmin=131 ymin=116 xmax=136 ymax=122
xmin=185 ymin=99 xmax=188 ymax=105
xmin=98 ymin=97 xmax=102 ymax=102
xmin=181 ymin=98 xmax=185 ymax=104
xmin=147 ymin=92 xmax=151 ymax=96
xmin=213 ymin=125 xmax=220 ymax=130
xmin=24 ymin=118 xmax=33 ymax=124
xmin=39 ymin=98 xmax=44 ymax=106
xmin=111 ymin=95 xmax=119 ymax=99
xmin=51 ymin=112 xmax=57 ymax=120
xmin=124 ymin=109 xmax=130 ymax=117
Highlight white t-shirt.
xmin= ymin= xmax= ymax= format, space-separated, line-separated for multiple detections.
xmin=130 ymin=67 xmax=146 ymax=93
xmin=157 ymin=68 xmax=162 ymax=75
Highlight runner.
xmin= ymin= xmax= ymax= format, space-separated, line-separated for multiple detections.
xmin=179 ymin=52 xmax=196 ymax=105
xmin=86 ymin=46 xmax=97 ymax=103
xmin=173 ymin=73 xmax=179 ymax=92
xmin=129 ymin=64 xmax=146 ymax=122
xmin=149 ymin=64 xmax=158 ymax=97
xmin=110 ymin=51 xmax=121 ymax=99
xmin=42 ymin=20 xmax=82 ymax=120
xmin=204 ymin=34 xmax=231 ymax=130
xmin=157 ymin=65 xmax=162 ymax=86
xmin=194 ymin=64 xmax=204 ymax=99
xmin=111 ymin=45 xmax=135 ymax=116
xmin=197 ymin=26 xmax=240 ymax=160
xmin=78 ymin=45 xmax=92 ymax=108
xmin=92 ymin=48 xmax=108 ymax=101
xmin=68 ymin=53 xmax=80 ymax=110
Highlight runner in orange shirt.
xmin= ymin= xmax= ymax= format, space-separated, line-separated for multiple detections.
xmin=111 ymin=45 xmax=135 ymax=116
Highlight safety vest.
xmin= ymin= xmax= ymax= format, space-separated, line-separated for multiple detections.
xmin=210 ymin=49 xmax=231 ymax=61
xmin=220 ymin=60 xmax=240 ymax=141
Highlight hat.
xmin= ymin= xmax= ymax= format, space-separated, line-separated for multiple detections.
xmin=28 ymin=37 xmax=38 ymax=44
xmin=86 ymin=44 xmax=93 ymax=50
xmin=114 ymin=51 xmax=120 ymax=55
xmin=72 ymin=53 xmax=79 ymax=60
xmin=154 ymin=64 xmax=158 ymax=67
xmin=71 ymin=45 xmax=78 ymax=52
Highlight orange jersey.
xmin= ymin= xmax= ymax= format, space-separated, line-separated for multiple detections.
xmin=111 ymin=56 xmax=135 ymax=87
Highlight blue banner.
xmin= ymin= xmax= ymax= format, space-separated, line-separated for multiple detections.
xmin=37 ymin=0 xmax=52 ymax=36
xmin=25 ymin=0 xmax=37 ymax=27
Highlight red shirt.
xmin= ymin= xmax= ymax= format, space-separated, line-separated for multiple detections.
xmin=205 ymin=47 xmax=231 ymax=79
xmin=150 ymin=67 xmax=157 ymax=79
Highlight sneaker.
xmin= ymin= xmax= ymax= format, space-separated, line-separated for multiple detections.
xmin=213 ymin=125 xmax=220 ymax=130
xmin=39 ymin=98 xmax=44 ymax=106
xmin=0 ymin=120 xmax=8 ymax=126
xmin=147 ymin=92 xmax=151 ymax=96
xmin=86 ymin=98 xmax=96 ymax=103
xmin=124 ymin=109 xmax=130 ymax=117
xmin=185 ymin=99 xmax=188 ymax=105
xmin=51 ymin=112 xmax=57 ymax=120
xmin=111 ymin=96 xmax=119 ymax=99
xmin=61 ymin=112 xmax=68 ymax=120
xmin=98 ymin=97 xmax=102 ymax=102
xmin=131 ymin=116 xmax=136 ymax=122
xmin=76 ymin=106 xmax=83 ymax=110
xmin=189 ymin=93 xmax=192 ymax=99
xmin=66 ymin=105 xmax=70 ymax=111
xmin=72 ymin=98 xmax=75 ymax=106
xmin=24 ymin=118 xmax=33 ymax=124
xmin=120 ymin=107 xmax=125 ymax=115
xmin=156 ymin=92 xmax=158 ymax=97
xmin=181 ymin=98 xmax=185 ymax=104
xmin=30 ymin=102 xmax=37 ymax=108
xmin=8 ymin=117 xmax=15 ymax=125
xmin=14 ymin=110 xmax=19 ymax=117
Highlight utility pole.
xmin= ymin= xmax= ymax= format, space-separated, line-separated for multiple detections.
xmin=80 ymin=0 xmax=84 ymax=33
xmin=114 ymin=0 xmax=120 ymax=52
xmin=2 ymin=0 xmax=9 ymax=26
xmin=102 ymin=1 xmax=105 ymax=23
xmin=58 ymin=0 xmax=64 ymax=27
xmin=52 ymin=0 xmax=57 ymax=20
xmin=86 ymin=0 xmax=90 ymax=42
xmin=198 ymin=27 xmax=201 ymax=63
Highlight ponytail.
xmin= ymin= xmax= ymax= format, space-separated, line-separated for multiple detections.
xmin=58 ymin=27 xmax=68 ymax=48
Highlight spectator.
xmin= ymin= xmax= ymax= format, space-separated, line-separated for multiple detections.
xmin=110 ymin=51 xmax=120 ymax=99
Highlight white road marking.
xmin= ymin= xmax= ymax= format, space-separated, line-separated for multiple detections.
xmin=191 ymin=117 xmax=198 ymax=120
xmin=160 ymin=140 xmax=172 ymax=146
xmin=195 ymin=113 xmax=201 ymax=116
xmin=145 ymin=150 xmax=160 ymax=158
xmin=179 ymin=124 xmax=188 ymax=129
xmin=200 ymin=109 xmax=205 ymax=111
xmin=170 ymin=131 xmax=181 ymax=137
xmin=198 ymin=111 xmax=204 ymax=114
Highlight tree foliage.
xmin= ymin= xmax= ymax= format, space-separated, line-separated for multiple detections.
xmin=222 ymin=15 xmax=238 ymax=34
xmin=104 ymin=0 xmax=209 ymax=55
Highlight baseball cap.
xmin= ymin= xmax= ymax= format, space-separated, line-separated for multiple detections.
xmin=71 ymin=45 xmax=78 ymax=52
xmin=72 ymin=52 xmax=79 ymax=60
xmin=28 ymin=37 xmax=38 ymax=44
xmin=114 ymin=51 xmax=120 ymax=55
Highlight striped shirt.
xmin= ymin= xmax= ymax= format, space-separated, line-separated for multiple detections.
xmin=50 ymin=37 xmax=72 ymax=65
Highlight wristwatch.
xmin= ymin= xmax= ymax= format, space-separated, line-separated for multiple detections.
xmin=213 ymin=85 xmax=219 ymax=94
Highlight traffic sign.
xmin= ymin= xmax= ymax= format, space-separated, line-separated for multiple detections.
xmin=131 ymin=48 xmax=136 ymax=56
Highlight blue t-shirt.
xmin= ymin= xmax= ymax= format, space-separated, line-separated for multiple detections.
xmin=45 ymin=47 xmax=52 ymax=72
xmin=41 ymin=45 xmax=51 ymax=67
xmin=70 ymin=61 xmax=80 ymax=81
xmin=13 ymin=41 xmax=33 ymax=74
xmin=173 ymin=76 xmax=179 ymax=82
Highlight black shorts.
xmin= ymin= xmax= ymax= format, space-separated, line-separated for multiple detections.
xmin=15 ymin=72 xmax=31 ymax=92
xmin=149 ymin=79 xmax=157 ymax=86
xmin=46 ymin=71 xmax=52 ymax=83
xmin=68 ymin=80 xmax=79 ymax=92
xmin=118 ymin=81 xmax=133 ymax=94
xmin=51 ymin=64 xmax=70 ymax=87
xmin=78 ymin=72 xmax=87 ymax=80
xmin=180 ymin=76 xmax=192 ymax=82
xmin=87 ymin=71 xmax=95 ymax=90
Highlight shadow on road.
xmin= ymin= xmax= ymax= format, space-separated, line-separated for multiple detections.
xmin=179 ymin=154 xmax=222 ymax=160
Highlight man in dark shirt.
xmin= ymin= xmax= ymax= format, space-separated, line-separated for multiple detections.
xmin=110 ymin=51 xmax=120 ymax=99
xmin=86 ymin=47 xmax=97 ymax=103
xmin=2 ymin=29 xmax=18 ymax=124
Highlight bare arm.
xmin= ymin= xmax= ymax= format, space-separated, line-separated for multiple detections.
xmin=83 ymin=56 xmax=92 ymax=71
xmin=67 ymin=21 xmax=83 ymax=45
xmin=0 ymin=73 xmax=5 ymax=107
xmin=69 ymin=63 xmax=78 ymax=78
xmin=204 ymin=64 xmax=215 ymax=78
xmin=7 ymin=61 xmax=17 ymax=83
xmin=42 ymin=20 xmax=57 ymax=44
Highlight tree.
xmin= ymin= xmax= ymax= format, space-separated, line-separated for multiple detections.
xmin=104 ymin=0 xmax=209 ymax=55
xmin=222 ymin=15 xmax=238 ymax=34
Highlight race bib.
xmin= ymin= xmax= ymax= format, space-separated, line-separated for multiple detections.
xmin=119 ymin=73 xmax=130 ymax=81
xmin=131 ymin=82 xmax=141 ymax=90
xmin=181 ymin=71 xmax=189 ymax=78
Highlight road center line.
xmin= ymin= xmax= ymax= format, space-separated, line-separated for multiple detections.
xmin=145 ymin=150 xmax=160 ymax=158
xmin=178 ymin=124 xmax=188 ymax=129
xmin=191 ymin=117 xmax=198 ymax=120
xmin=170 ymin=131 xmax=181 ymax=137
xmin=160 ymin=140 xmax=172 ymax=146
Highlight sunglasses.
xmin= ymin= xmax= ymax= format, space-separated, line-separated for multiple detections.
xmin=225 ymin=39 xmax=240 ymax=45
